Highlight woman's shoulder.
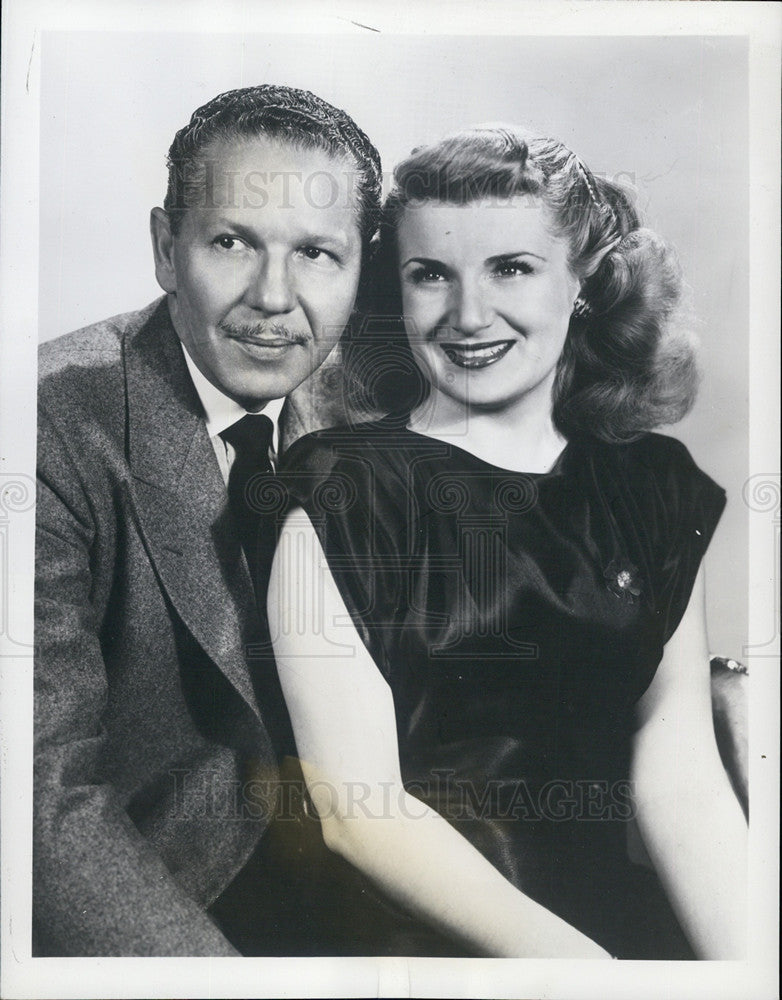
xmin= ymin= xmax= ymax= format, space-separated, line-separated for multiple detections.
xmin=281 ymin=417 xmax=414 ymax=472
xmin=585 ymin=429 xmax=687 ymax=461
xmin=583 ymin=431 xmax=720 ymax=485
xmin=618 ymin=430 xmax=700 ymax=466
xmin=579 ymin=431 xmax=726 ymax=533
xmin=279 ymin=417 xmax=419 ymax=515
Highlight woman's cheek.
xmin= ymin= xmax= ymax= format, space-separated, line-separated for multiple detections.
xmin=405 ymin=304 xmax=434 ymax=344
xmin=412 ymin=288 xmax=446 ymax=328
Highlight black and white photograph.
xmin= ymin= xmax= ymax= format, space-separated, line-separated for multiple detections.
xmin=1 ymin=2 xmax=779 ymax=998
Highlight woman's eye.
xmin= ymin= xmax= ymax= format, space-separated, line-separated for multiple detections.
xmin=407 ymin=266 xmax=447 ymax=284
xmin=494 ymin=260 xmax=533 ymax=277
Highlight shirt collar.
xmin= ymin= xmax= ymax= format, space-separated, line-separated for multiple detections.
xmin=180 ymin=341 xmax=285 ymax=454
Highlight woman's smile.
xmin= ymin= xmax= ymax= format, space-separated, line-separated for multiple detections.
xmin=438 ymin=339 xmax=516 ymax=369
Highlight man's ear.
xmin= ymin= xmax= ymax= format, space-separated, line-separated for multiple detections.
xmin=150 ymin=207 xmax=177 ymax=294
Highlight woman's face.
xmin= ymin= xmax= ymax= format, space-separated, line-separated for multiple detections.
xmin=396 ymin=195 xmax=580 ymax=416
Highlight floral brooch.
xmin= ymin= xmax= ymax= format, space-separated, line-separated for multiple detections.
xmin=604 ymin=559 xmax=643 ymax=603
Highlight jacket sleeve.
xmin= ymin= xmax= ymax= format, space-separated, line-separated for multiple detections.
xmin=33 ymin=405 xmax=240 ymax=957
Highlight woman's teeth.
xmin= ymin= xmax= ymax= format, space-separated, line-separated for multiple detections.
xmin=440 ymin=340 xmax=515 ymax=369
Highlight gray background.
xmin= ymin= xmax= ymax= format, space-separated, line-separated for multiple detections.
xmin=38 ymin=31 xmax=748 ymax=660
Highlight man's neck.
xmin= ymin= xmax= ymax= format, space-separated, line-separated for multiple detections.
xmin=179 ymin=340 xmax=285 ymax=451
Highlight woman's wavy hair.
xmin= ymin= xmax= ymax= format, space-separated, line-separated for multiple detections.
xmin=348 ymin=126 xmax=698 ymax=442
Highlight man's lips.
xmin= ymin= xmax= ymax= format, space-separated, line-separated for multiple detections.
xmin=232 ymin=338 xmax=297 ymax=348
xmin=439 ymin=340 xmax=515 ymax=369
xmin=221 ymin=322 xmax=308 ymax=348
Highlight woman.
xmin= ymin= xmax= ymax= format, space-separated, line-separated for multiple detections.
xmin=266 ymin=127 xmax=747 ymax=959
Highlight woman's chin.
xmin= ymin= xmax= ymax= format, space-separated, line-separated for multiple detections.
xmin=426 ymin=382 xmax=545 ymax=417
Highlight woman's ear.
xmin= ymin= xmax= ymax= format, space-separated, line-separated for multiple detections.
xmin=150 ymin=207 xmax=177 ymax=294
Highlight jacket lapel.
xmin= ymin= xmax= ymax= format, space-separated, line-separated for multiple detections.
xmin=124 ymin=301 xmax=262 ymax=720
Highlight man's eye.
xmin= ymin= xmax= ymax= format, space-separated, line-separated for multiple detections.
xmin=214 ymin=236 xmax=244 ymax=251
xmin=299 ymin=246 xmax=332 ymax=262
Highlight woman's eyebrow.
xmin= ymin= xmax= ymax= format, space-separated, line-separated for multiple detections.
xmin=486 ymin=250 xmax=548 ymax=265
xmin=401 ymin=256 xmax=447 ymax=269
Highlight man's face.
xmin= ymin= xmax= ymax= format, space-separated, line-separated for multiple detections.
xmin=152 ymin=136 xmax=363 ymax=410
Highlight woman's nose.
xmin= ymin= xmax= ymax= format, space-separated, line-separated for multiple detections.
xmin=245 ymin=255 xmax=296 ymax=315
xmin=450 ymin=280 xmax=492 ymax=336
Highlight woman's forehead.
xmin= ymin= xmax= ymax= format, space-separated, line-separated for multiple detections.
xmin=396 ymin=196 xmax=565 ymax=259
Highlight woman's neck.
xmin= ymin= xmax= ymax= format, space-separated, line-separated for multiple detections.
xmin=408 ymin=391 xmax=568 ymax=474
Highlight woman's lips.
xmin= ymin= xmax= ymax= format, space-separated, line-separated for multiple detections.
xmin=439 ymin=340 xmax=515 ymax=369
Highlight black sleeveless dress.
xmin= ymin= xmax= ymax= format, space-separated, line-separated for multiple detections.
xmin=214 ymin=418 xmax=725 ymax=959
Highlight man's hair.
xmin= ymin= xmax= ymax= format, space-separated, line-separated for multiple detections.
xmin=353 ymin=126 xmax=698 ymax=443
xmin=163 ymin=85 xmax=382 ymax=246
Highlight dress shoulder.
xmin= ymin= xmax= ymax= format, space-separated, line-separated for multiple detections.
xmin=279 ymin=420 xmax=413 ymax=518
xmin=278 ymin=421 xmax=413 ymax=676
xmin=282 ymin=418 xmax=408 ymax=468
xmin=610 ymin=432 xmax=726 ymax=544
xmin=589 ymin=432 xmax=726 ymax=643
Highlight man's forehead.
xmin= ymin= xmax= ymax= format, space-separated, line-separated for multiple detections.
xmin=185 ymin=135 xmax=360 ymax=217
xmin=200 ymin=135 xmax=353 ymax=180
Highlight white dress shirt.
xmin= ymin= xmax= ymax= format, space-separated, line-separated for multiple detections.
xmin=180 ymin=343 xmax=285 ymax=486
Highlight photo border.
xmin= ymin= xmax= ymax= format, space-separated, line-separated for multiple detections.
xmin=1 ymin=2 xmax=778 ymax=998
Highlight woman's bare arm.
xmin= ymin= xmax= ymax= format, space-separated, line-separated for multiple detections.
xmin=631 ymin=567 xmax=748 ymax=958
xmin=268 ymin=508 xmax=610 ymax=958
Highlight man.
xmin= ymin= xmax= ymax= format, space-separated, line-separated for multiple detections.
xmin=33 ymin=85 xmax=381 ymax=956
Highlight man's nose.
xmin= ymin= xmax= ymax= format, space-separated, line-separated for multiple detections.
xmin=450 ymin=280 xmax=492 ymax=336
xmin=245 ymin=255 xmax=296 ymax=315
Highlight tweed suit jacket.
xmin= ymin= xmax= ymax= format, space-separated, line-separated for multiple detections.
xmin=34 ymin=298 xmax=288 ymax=956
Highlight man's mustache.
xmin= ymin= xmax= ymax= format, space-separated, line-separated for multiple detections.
xmin=220 ymin=321 xmax=309 ymax=344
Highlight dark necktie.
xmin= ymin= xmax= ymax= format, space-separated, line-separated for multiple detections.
xmin=220 ymin=414 xmax=275 ymax=594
